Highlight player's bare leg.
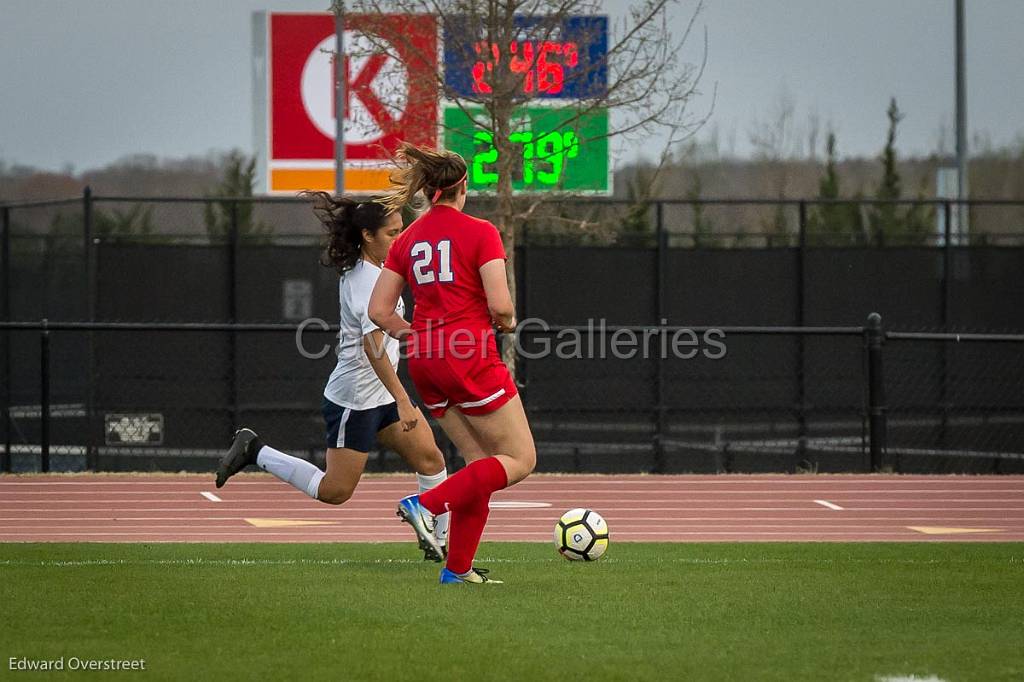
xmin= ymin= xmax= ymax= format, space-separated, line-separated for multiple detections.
xmin=376 ymin=420 xmax=445 ymax=476
xmin=316 ymin=448 xmax=369 ymax=504
xmin=457 ymin=394 xmax=536 ymax=484
xmin=434 ymin=409 xmax=489 ymax=464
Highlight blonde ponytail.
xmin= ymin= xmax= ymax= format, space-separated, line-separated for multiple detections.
xmin=378 ymin=143 xmax=468 ymax=213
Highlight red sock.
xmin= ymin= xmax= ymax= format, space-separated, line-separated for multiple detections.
xmin=419 ymin=456 xmax=507 ymax=515
xmin=443 ymin=497 xmax=491 ymax=575
xmin=419 ymin=457 xmax=507 ymax=575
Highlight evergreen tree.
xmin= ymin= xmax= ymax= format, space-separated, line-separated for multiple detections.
xmin=94 ymin=205 xmax=154 ymax=239
xmin=904 ymin=176 xmax=936 ymax=244
xmin=48 ymin=204 xmax=155 ymax=248
xmin=807 ymin=132 xmax=865 ymax=244
xmin=204 ymin=152 xmax=272 ymax=243
xmin=688 ymin=173 xmax=715 ymax=247
xmin=762 ymin=200 xmax=789 ymax=246
xmin=621 ymin=165 xmax=655 ymax=244
xmin=868 ymin=99 xmax=933 ymax=245
xmin=870 ymin=98 xmax=904 ymax=243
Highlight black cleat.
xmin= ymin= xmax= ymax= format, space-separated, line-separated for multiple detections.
xmin=215 ymin=428 xmax=262 ymax=488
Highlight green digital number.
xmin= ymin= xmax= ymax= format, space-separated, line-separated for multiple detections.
xmin=535 ymin=131 xmax=568 ymax=185
xmin=508 ymin=131 xmax=535 ymax=184
xmin=472 ymin=131 xmax=499 ymax=185
xmin=470 ymin=128 xmax=577 ymax=187
xmin=446 ymin=106 xmax=608 ymax=193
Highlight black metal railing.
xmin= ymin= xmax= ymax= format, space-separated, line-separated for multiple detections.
xmin=2 ymin=315 xmax=1022 ymax=475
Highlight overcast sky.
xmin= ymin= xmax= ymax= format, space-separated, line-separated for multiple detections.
xmin=1 ymin=0 xmax=1022 ymax=173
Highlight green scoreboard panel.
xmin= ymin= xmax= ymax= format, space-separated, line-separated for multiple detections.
xmin=443 ymin=106 xmax=609 ymax=193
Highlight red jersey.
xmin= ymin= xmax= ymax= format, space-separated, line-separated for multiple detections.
xmin=384 ymin=205 xmax=506 ymax=341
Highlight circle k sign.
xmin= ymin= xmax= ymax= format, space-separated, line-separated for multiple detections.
xmin=268 ymin=13 xmax=438 ymax=191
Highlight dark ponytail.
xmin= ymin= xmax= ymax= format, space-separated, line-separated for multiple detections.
xmin=302 ymin=191 xmax=392 ymax=274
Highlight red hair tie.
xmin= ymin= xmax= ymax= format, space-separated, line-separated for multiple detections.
xmin=431 ymin=172 xmax=468 ymax=203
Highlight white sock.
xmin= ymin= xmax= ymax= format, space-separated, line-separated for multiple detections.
xmin=256 ymin=446 xmax=325 ymax=500
xmin=417 ymin=469 xmax=449 ymax=546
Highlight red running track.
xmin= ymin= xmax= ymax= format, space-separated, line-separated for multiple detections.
xmin=1 ymin=473 xmax=1023 ymax=543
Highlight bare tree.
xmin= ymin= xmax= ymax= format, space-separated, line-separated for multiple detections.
xmin=332 ymin=0 xmax=709 ymax=334
xmin=748 ymin=88 xmax=798 ymax=240
xmin=806 ymin=110 xmax=821 ymax=162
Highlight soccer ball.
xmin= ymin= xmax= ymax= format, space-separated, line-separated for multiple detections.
xmin=554 ymin=508 xmax=609 ymax=561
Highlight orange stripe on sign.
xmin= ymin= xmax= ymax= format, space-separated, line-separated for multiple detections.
xmin=270 ymin=168 xmax=392 ymax=193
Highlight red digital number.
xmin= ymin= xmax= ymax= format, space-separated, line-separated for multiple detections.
xmin=471 ymin=41 xmax=500 ymax=94
xmin=509 ymin=41 xmax=536 ymax=92
xmin=470 ymin=40 xmax=578 ymax=95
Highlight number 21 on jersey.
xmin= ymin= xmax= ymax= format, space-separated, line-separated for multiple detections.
xmin=411 ymin=240 xmax=454 ymax=285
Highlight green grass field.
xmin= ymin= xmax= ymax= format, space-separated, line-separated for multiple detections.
xmin=2 ymin=542 xmax=1022 ymax=681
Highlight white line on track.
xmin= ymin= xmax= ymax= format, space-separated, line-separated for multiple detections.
xmin=200 ymin=492 xmax=222 ymax=503
xmin=8 ymin=523 xmax=1013 ymax=531
xmin=7 ymin=506 xmax=1024 ymax=513
xmin=3 ymin=488 xmax=1022 ymax=495
xmin=814 ymin=499 xmax=844 ymax=510
xmin=1 ymin=515 xmax=1017 ymax=522
xmin=0 ymin=524 xmax=978 ymax=536
xmin=5 ymin=475 xmax=1023 ymax=482
xmin=4 ymin=498 xmax=1020 ymax=505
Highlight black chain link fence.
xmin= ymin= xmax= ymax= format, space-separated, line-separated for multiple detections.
xmin=2 ymin=193 xmax=1023 ymax=474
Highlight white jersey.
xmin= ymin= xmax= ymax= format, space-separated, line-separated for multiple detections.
xmin=323 ymin=259 xmax=404 ymax=410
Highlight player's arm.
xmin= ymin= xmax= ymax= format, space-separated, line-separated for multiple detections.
xmin=368 ymin=268 xmax=412 ymax=340
xmin=480 ymin=259 xmax=516 ymax=331
xmin=362 ymin=329 xmax=420 ymax=432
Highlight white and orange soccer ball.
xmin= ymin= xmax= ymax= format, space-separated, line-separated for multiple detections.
xmin=554 ymin=508 xmax=609 ymax=561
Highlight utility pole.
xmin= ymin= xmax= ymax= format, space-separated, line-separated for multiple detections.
xmin=955 ymin=0 xmax=967 ymax=242
xmin=333 ymin=1 xmax=346 ymax=195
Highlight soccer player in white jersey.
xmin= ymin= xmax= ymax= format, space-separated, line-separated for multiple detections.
xmin=215 ymin=193 xmax=449 ymax=559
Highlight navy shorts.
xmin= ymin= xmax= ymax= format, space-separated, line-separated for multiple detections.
xmin=322 ymin=397 xmax=400 ymax=453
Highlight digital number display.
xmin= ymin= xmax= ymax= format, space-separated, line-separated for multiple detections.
xmin=470 ymin=40 xmax=579 ymax=95
xmin=444 ymin=106 xmax=609 ymax=192
xmin=444 ymin=16 xmax=607 ymax=99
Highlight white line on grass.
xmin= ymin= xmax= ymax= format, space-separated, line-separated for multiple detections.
xmin=814 ymin=499 xmax=844 ymax=510
xmin=200 ymin=492 xmax=222 ymax=503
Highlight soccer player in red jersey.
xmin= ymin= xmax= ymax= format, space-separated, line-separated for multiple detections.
xmin=369 ymin=144 xmax=536 ymax=584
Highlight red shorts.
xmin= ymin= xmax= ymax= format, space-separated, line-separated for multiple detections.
xmin=408 ymin=352 xmax=518 ymax=418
